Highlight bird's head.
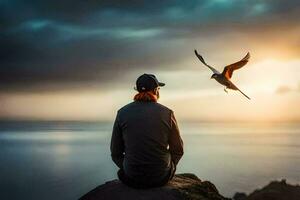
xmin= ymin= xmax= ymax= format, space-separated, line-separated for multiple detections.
xmin=211 ymin=74 xmax=217 ymax=79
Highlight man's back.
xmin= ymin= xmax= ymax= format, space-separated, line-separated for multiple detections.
xmin=111 ymin=101 xmax=183 ymax=183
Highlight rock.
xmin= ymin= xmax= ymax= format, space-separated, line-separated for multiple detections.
xmin=232 ymin=192 xmax=247 ymax=200
xmin=233 ymin=179 xmax=300 ymax=200
xmin=79 ymin=173 xmax=230 ymax=200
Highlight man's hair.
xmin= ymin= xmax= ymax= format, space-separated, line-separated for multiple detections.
xmin=134 ymin=91 xmax=157 ymax=102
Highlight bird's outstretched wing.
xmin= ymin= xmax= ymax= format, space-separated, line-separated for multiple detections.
xmin=222 ymin=52 xmax=250 ymax=79
xmin=194 ymin=50 xmax=220 ymax=74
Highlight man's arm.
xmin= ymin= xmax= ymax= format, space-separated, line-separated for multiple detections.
xmin=110 ymin=112 xmax=124 ymax=169
xmin=169 ymin=111 xmax=184 ymax=166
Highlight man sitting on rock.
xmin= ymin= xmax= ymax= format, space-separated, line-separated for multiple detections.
xmin=110 ymin=73 xmax=184 ymax=188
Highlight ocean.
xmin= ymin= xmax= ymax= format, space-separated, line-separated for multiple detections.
xmin=0 ymin=121 xmax=299 ymax=199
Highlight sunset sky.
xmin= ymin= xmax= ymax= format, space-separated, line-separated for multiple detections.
xmin=1 ymin=0 xmax=300 ymax=122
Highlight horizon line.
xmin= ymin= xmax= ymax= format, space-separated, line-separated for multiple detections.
xmin=0 ymin=118 xmax=299 ymax=124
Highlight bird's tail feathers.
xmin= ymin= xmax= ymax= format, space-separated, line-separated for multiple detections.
xmin=237 ymin=88 xmax=251 ymax=100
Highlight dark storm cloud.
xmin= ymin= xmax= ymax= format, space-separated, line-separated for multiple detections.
xmin=1 ymin=0 xmax=300 ymax=91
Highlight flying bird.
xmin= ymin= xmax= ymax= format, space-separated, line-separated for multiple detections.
xmin=194 ymin=50 xmax=251 ymax=100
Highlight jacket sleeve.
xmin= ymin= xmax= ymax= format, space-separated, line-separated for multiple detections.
xmin=110 ymin=112 xmax=124 ymax=169
xmin=169 ymin=111 xmax=184 ymax=166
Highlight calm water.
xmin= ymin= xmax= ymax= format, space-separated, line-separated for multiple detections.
xmin=0 ymin=121 xmax=300 ymax=199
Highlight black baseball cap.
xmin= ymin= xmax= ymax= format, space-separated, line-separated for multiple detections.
xmin=136 ymin=74 xmax=165 ymax=92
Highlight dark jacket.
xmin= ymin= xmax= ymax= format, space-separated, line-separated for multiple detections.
xmin=110 ymin=101 xmax=183 ymax=182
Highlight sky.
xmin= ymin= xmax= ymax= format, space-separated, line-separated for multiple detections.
xmin=0 ymin=0 xmax=300 ymax=122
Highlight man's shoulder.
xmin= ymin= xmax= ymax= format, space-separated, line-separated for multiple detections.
xmin=118 ymin=102 xmax=136 ymax=113
xmin=118 ymin=101 xmax=173 ymax=113
xmin=154 ymin=102 xmax=173 ymax=113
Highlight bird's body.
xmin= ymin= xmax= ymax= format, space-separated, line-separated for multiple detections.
xmin=214 ymin=74 xmax=230 ymax=87
xmin=213 ymin=74 xmax=236 ymax=89
xmin=194 ymin=50 xmax=251 ymax=100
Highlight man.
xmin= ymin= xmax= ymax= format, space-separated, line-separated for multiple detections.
xmin=110 ymin=73 xmax=184 ymax=188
